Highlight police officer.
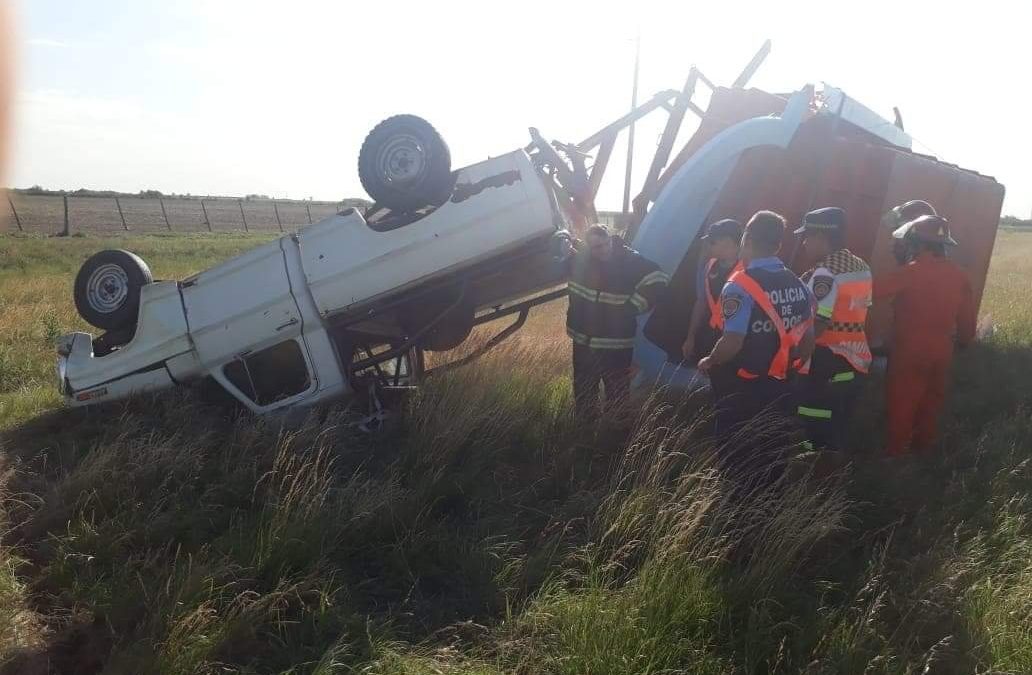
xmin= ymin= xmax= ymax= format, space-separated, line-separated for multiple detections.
xmin=681 ymin=218 xmax=743 ymax=365
xmin=793 ymin=207 xmax=873 ymax=451
xmin=874 ymin=215 xmax=976 ymax=456
xmin=697 ymin=211 xmax=815 ymax=442
xmin=566 ymin=223 xmax=669 ymax=423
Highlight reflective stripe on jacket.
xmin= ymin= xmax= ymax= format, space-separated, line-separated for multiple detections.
xmin=565 ymin=240 xmax=668 ymax=350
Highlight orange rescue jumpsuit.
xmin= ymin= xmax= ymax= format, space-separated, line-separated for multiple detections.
xmin=873 ymin=252 xmax=977 ymax=456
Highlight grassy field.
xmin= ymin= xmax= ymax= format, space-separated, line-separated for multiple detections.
xmin=0 ymin=230 xmax=1029 ymax=673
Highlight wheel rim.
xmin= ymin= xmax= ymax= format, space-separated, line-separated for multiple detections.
xmin=85 ymin=263 xmax=130 ymax=314
xmin=376 ymin=134 xmax=427 ymax=187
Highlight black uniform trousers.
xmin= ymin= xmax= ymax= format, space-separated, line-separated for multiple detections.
xmin=795 ymin=347 xmax=865 ymax=452
xmin=711 ymin=367 xmax=796 ymax=437
xmin=709 ymin=364 xmax=801 ymax=477
xmin=572 ymin=344 xmax=633 ymax=423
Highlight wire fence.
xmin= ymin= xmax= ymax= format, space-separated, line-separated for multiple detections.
xmin=1 ymin=193 xmax=366 ymax=235
xmin=0 ymin=191 xmax=636 ymax=237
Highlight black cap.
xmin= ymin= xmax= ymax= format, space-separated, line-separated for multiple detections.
xmin=700 ymin=218 xmax=743 ymax=241
xmin=744 ymin=210 xmax=786 ymax=249
xmin=794 ymin=207 xmax=846 ymax=235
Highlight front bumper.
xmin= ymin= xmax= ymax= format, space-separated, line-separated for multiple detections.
xmin=56 ymin=331 xmax=179 ymax=407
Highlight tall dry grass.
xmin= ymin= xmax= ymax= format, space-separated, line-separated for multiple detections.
xmin=0 ymin=231 xmax=1029 ymax=672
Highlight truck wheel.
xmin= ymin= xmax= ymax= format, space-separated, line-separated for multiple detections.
xmin=358 ymin=115 xmax=454 ymax=212
xmin=74 ymin=249 xmax=153 ymax=331
xmin=420 ymin=312 xmax=473 ymax=352
xmin=402 ymin=299 xmax=474 ymax=352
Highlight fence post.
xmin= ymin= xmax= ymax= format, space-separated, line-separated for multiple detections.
xmin=159 ymin=198 xmax=171 ymax=231
xmin=62 ymin=195 xmax=70 ymax=236
xmin=238 ymin=200 xmax=249 ymax=232
xmin=7 ymin=195 xmax=22 ymax=232
xmin=305 ymin=202 xmax=312 ymax=224
xmin=273 ymin=201 xmax=283 ymax=232
xmin=115 ymin=197 xmax=129 ymax=231
xmin=200 ymin=200 xmax=212 ymax=232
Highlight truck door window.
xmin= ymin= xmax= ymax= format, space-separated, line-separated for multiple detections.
xmin=223 ymin=339 xmax=311 ymax=406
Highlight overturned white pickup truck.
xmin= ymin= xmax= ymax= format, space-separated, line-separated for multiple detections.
xmin=59 ymin=116 xmax=573 ymax=413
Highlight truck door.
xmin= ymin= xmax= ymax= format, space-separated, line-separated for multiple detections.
xmin=181 ymin=238 xmax=319 ymax=412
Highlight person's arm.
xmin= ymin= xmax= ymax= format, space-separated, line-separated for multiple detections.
xmin=682 ymin=301 xmax=708 ymax=361
xmin=956 ymin=275 xmax=977 ymax=348
xmin=807 ymin=267 xmax=837 ymax=338
xmin=628 ymin=264 xmax=670 ymax=315
xmin=797 ymin=321 xmax=816 ymax=364
xmin=698 ymin=284 xmax=752 ymax=372
xmin=698 ymin=333 xmax=746 ymax=371
xmin=682 ymin=262 xmax=710 ymax=360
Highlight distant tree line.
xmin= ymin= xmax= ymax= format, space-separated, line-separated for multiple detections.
xmin=9 ymin=185 xmax=369 ymax=207
xmin=1001 ymin=215 xmax=1032 ymax=228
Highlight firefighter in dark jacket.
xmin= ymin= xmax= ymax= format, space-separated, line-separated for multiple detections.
xmin=566 ymin=224 xmax=669 ymax=422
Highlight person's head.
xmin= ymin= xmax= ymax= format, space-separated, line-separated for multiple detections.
xmin=794 ymin=207 xmax=846 ymax=260
xmin=895 ymin=214 xmax=957 ymax=259
xmin=741 ymin=210 xmax=786 ymax=261
xmin=887 ymin=200 xmax=937 ymax=264
xmin=585 ymin=223 xmax=614 ymax=261
xmin=700 ymin=218 xmax=743 ymax=263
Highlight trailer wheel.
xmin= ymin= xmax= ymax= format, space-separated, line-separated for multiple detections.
xmin=74 ymin=249 xmax=153 ymax=331
xmin=358 ymin=115 xmax=454 ymax=212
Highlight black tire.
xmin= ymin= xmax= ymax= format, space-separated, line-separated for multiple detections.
xmin=420 ymin=311 xmax=474 ymax=352
xmin=73 ymin=249 xmax=153 ymax=331
xmin=358 ymin=115 xmax=454 ymax=212
xmin=401 ymin=293 xmax=474 ymax=352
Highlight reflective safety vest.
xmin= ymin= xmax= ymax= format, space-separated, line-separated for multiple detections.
xmin=803 ymin=249 xmax=873 ymax=374
xmin=728 ymin=269 xmax=813 ymax=381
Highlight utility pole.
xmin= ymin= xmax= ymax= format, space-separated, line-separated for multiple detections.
xmin=621 ymin=31 xmax=641 ymax=216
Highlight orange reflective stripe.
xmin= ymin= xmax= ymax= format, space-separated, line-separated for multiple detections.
xmin=705 ymin=260 xmax=743 ymax=331
xmin=737 ymin=368 xmax=759 ymax=380
xmin=728 ymin=269 xmax=813 ymax=380
xmin=705 ymin=259 xmax=723 ymax=330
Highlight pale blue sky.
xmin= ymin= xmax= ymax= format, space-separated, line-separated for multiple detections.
xmin=12 ymin=0 xmax=1031 ymax=216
